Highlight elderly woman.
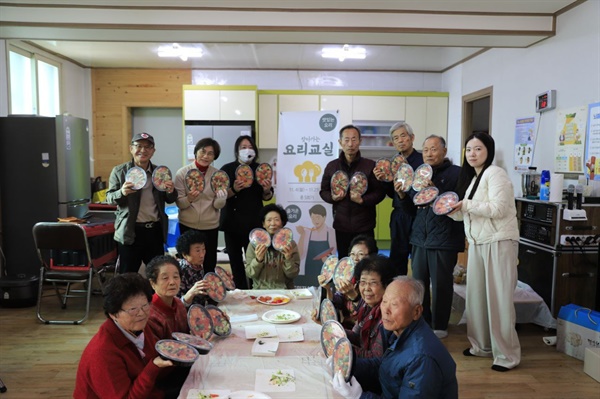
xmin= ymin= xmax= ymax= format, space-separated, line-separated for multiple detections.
xmin=74 ymin=273 xmax=173 ymax=398
xmin=176 ymin=229 xmax=211 ymax=307
xmin=145 ymin=255 xmax=190 ymax=342
xmin=245 ymin=204 xmax=300 ymax=289
xmin=174 ymin=137 xmax=227 ymax=275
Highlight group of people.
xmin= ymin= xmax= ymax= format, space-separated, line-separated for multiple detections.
xmin=88 ymin=121 xmax=522 ymax=397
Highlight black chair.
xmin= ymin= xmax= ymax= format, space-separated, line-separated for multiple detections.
xmin=32 ymin=222 xmax=107 ymax=325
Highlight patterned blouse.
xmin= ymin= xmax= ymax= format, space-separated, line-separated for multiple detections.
xmin=178 ymin=258 xmax=208 ymax=306
xmin=345 ymin=300 xmax=384 ymax=358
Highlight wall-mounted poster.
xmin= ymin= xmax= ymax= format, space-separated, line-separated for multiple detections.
xmin=513 ymin=117 xmax=536 ymax=172
xmin=554 ymin=106 xmax=587 ymax=173
xmin=584 ymin=102 xmax=600 ymax=181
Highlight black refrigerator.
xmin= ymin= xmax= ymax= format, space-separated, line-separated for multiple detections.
xmin=0 ymin=115 xmax=91 ymax=276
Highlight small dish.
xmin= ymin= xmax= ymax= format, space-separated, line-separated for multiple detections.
xmin=210 ymin=170 xmax=230 ymax=192
xmin=155 ymin=339 xmax=199 ymax=367
xmin=244 ymin=324 xmax=278 ymax=339
xmin=151 ymin=165 xmax=172 ymax=191
xmin=319 ymin=298 xmax=338 ymax=324
xmin=185 ymin=168 xmax=205 ymax=192
xmin=276 ymin=326 xmax=304 ymax=342
xmin=333 ymin=257 xmax=355 ymax=291
xmin=187 ymin=304 xmax=213 ymax=340
xmin=320 ymin=255 xmax=338 ymax=284
xmin=125 ymin=166 xmax=147 ymax=190
xmin=290 ymin=288 xmax=313 ymax=299
xmin=236 ymin=164 xmax=254 ymax=188
xmin=375 ymin=158 xmax=393 ymax=182
xmin=395 ymin=163 xmax=414 ymax=192
xmin=390 ymin=154 xmax=406 ymax=175
xmin=249 ymin=228 xmax=271 ymax=248
xmin=272 ymin=227 xmax=293 ymax=251
xmin=229 ymin=391 xmax=272 ymax=399
xmin=256 ymin=163 xmax=273 ymax=184
xmin=413 ymin=186 xmax=439 ymax=206
xmin=349 ymin=172 xmax=368 ymax=196
xmin=215 ymin=265 xmax=235 ymax=290
xmin=333 ymin=337 xmax=354 ymax=382
xmin=262 ymin=309 xmax=301 ymax=324
xmin=186 ymin=389 xmax=231 ymax=399
xmin=205 ymin=305 xmax=232 ymax=337
xmin=330 ymin=170 xmax=349 ymax=198
xmin=320 ymin=319 xmax=346 ymax=357
xmin=171 ymin=332 xmax=213 ymax=355
xmin=256 ymin=294 xmax=291 ymax=306
xmin=203 ymin=272 xmax=227 ymax=302
xmin=432 ymin=191 xmax=460 ymax=215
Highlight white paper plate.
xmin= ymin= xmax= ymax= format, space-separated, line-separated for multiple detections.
xmin=244 ymin=324 xmax=278 ymax=339
xmin=262 ymin=309 xmax=301 ymax=324
xmin=230 ymin=391 xmax=272 ymax=399
xmin=256 ymin=294 xmax=291 ymax=306
xmin=290 ymin=288 xmax=313 ymax=299
xmin=255 ymin=369 xmax=295 ymax=392
xmin=276 ymin=326 xmax=304 ymax=342
xmin=186 ymin=389 xmax=230 ymax=399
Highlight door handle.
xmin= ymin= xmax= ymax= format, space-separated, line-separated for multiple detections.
xmin=561 ymin=272 xmax=594 ymax=278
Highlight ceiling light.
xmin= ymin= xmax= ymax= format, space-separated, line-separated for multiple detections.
xmin=321 ymin=44 xmax=366 ymax=62
xmin=157 ymin=43 xmax=203 ymax=61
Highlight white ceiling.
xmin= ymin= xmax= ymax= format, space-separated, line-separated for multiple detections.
xmin=0 ymin=0 xmax=584 ymax=72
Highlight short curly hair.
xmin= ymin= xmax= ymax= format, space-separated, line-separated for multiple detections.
xmin=145 ymin=255 xmax=181 ymax=283
xmin=176 ymin=229 xmax=207 ymax=257
xmin=259 ymin=203 xmax=288 ymax=226
xmin=353 ymin=255 xmax=395 ymax=288
xmin=103 ymin=273 xmax=153 ymax=318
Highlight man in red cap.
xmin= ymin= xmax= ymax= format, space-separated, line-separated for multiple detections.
xmin=106 ymin=133 xmax=177 ymax=273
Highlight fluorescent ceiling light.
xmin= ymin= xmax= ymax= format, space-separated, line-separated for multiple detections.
xmin=321 ymin=44 xmax=366 ymax=62
xmin=157 ymin=43 xmax=203 ymax=61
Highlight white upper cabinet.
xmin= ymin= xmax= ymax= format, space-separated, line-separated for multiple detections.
xmin=426 ymin=97 xmax=449 ymax=138
xmin=405 ymin=97 xmax=428 ymax=148
xmin=279 ymin=94 xmax=319 ymax=112
xmin=320 ymin=95 xmax=353 ymax=128
xmin=184 ymin=90 xmax=220 ymax=120
xmin=183 ymin=87 xmax=257 ymax=121
xmin=220 ymin=90 xmax=256 ymax=120
xmin=258 ymin=94 xmax=278 ymax=149
xmin=352 ymin=96 xmax=406 ymax=121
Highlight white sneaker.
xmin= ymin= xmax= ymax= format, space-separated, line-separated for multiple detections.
xmin=434 ymin=330 xmax=448 ymax=339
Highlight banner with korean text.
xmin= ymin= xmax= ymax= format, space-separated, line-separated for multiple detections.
xmin=276 ymin=111 xmax=340 ymax=287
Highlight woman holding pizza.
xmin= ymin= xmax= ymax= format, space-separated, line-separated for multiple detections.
xmin=245 ymin=204 xmax=300 ymax=289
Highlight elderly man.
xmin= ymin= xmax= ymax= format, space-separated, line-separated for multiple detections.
xmin=409 ymin=135 xmax=464 ymax=339
xmin=106 ymin=133 xmax=177 ymax=274
xmin=333 ymin=276 xmax=458 ymax=399
xmin=373 ymin=122 xmax=423 ymax=276
xmin=320 ymin=124 xmax=385 ymax=258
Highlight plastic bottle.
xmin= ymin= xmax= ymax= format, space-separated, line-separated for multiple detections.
xmin=539 ymin=170 xmax=550 ymax=201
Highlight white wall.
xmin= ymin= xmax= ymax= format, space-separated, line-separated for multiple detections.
xmin=442 ymin=0 xmax=600 ymax=195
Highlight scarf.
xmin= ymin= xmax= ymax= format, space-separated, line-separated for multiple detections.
xmin=194 ymin=161 xmax=209 ymax=175
xmin=357 ymin=301 xmax=382 ymax=347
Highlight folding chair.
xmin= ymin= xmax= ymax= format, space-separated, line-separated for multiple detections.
xmin=32 ymin=222 xmax=107 ymax=325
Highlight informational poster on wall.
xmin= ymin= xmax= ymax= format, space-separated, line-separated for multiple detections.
xmin=554 ymin=106 xmax=587 ymax=173
xmin=276 ymin=110 xmax=339 ymax=287
xmin=584 ymin=102 xmax=600 ymax=181
xmin=513 ymin=117 xmax=536 ymax=172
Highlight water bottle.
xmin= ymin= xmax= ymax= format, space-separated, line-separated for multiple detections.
xmin=539 ymin=170 xmax=550 ymax=201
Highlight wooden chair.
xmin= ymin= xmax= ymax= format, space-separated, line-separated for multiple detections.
xmin=32 ymin=222 xmax=107 ymax=325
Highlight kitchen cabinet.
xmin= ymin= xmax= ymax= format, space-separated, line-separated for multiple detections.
xmin=426 ymin=96 xmax=448 ymax=138
xmin=320 ymin=95 xmax=353 ymax=127
xmin=352 ymin=96 xmax=405 ymax=121
xmin=279 ymin=94 xmax=319 ymax=112
xmin=405 ymin=97 xmax=427 ymax=145
xmin=220 ymin=90 xmax=256 ymax=120
xmin=183 ymin=86 xmax=257 ymax=121
xmin=258 ymin=94 xmax=278 ymax=149
xmin=184 ymin=89 xmax=219 ymax=120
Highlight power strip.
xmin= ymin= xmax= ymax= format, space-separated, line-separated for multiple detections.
xmin=559 ymin=234 xmax=600 ymax=247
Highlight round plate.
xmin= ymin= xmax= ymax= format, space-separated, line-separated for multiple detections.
xmin=155 ymin=339 xmax=199 ymax=366
xmin=390 ymin=154 xmax=406 ymax=175
xmin=229 ymin=391 xmax=272 ymax=399
xmin=413 ymin=186 xmax=439 ymax=206
xmin=375 ymin=158 xmax=393 ymax=182
xmin=349 ymin=172 xmax=368 ymax=196
xmin=151 ymin=165 xmax=172 ymax=191
xmin=215 ymin=265 xmax=235 ymax=290
xmin=210 ymin=170 xmax=230 ymax=192
xmin=262 ymin=309 xmax=301 ymax=324
xmin=185 ymin=168 xmax=205 ymax=192
xmin=320 ymin=255 xmax=338 ymax=284
xmin=256 ymin=163 xmax=273 ymax=184
xmin=125 ymin=166 xmax=147 ymax=190
xmin=203 ymin=272 xmax=227 ymax=302
xmin=330 ymin=170 xmax=349 ymax=198
xmin=205 ymin=305 xmax=232 ymax=337
xmin=333 ymin=257 xmax=355 ymax=291
xmin=171 ymin=332 xmax=213 ymax=354
xmin=187 ymin=304 xmax=213 ymax=340
xmin=272 ymin=227 xmax=293 ymax=251
xmin=256 ymin=294 xmax=291 ymax=306
xmin=432 ymin=191 xmax=460 ymax=215
xmin=236 ymin=164 xmax=254 ymax=188
xmin=320 ymin=319 xmax=346 ymax=357
xmin=395 ymin=163 xmax=415 ymax=192
xmin=249 ymin=228 xmax=271 ymax=248
xmin=319 ymin=298 xmax=338 ymax=324
xmin=333 ymin=337 xmax=354 ymax=382
xmin=412 ymin=164 xmax=433 ymax=191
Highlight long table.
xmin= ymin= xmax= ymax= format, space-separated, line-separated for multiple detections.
xmin=178 ymin=288 xmax=344 ymax=399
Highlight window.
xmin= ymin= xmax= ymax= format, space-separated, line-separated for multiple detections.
xmin=8 ymin=45 xmax=61 ymax=116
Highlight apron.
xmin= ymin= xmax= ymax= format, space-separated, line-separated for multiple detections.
xmin=296 ymin=230 xmax=330 ymax=286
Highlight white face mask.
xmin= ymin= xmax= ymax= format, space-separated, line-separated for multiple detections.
xmin=238 ymin=148 xmax=256 ymax=163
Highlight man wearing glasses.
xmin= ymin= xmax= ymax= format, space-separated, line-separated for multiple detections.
xmin=320 ymin=125 xmax=385 ymax=258
xmin=106 ymin=133 xmax=177 ymax=274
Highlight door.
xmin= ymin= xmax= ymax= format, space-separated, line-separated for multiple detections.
xmin=462 ymin=86 xmax=493 ymax=147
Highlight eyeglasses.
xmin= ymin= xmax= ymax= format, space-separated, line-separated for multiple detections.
xmin=131 ymin=143 xmax=154 ymax=151
xmin=198 ymin=149 xmax=215 ymax=158
xmin=358 ymin=280 xmax=381 ymax=288
xmin=349 ymin=251 xmax=366 ymax=259
xmin=121 ymin=302 xmax=151 ymax=316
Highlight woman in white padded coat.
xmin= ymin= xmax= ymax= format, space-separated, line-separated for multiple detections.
xmin=449 ymin=132 xmax=521 ymax=372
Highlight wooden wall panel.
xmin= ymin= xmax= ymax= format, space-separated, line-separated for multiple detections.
xmin=91 ymin=69 xmax=191 ymax=179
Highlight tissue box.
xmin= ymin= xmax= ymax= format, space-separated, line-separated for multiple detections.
xmin=556 ymin=304 xmax=600 ymax=360
xmin=584 ymin=348 xmax=600 ymax=383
